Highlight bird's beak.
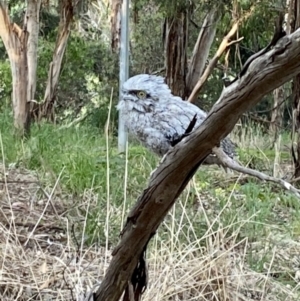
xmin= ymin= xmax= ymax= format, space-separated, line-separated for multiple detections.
xmin=121 ymin=93 xmax=136 ymax=102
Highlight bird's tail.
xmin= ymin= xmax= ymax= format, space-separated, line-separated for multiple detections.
xmin=221 ymin=137 xmax=237 ymax=159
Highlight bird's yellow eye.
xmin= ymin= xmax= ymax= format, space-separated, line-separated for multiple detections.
xmin=137 ymin=91 xmax=147 ymax=99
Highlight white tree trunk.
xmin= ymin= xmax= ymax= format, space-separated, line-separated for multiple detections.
xmin=0 ymin=1 xmax=41 ymax=135
xmin=118 ymin=0 xmax=129 ymax=153
xmin=26 ymin=0 xmax=41 ymax=104
xmin=30 ymin=0 xmax=74 ymax=122
xmin=95 ymin=29 xmax=300 ymax=301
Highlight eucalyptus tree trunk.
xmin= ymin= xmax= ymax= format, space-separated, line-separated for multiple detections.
xmin=290 ymin=0 xmax=300 ymax=179
xmin=110 ymin=0 xmax=122 ymax=52
xmin=31 ymin=0 xmax=74 ymax=122
xmin=164 ymin=10 xmax=188 ymax=99
xmin=186 ymin=8 xmax=219 ymax=96
xmin=27 ymin=0 xmax=41 ymax=112
xmin=292 ymin=74 xmax=300 ymax=178
xmin=164 ymin=6 xmax=220 ymax=100
xmin=270 ymin=85 xmax=285 ymax=143
xmin=0 ymin=0 xmax=41 ymax=136
xmin=94 ymin=29 xmax=300 ymax=301
xmin=270 ymin=0 xmax=291 ymax=148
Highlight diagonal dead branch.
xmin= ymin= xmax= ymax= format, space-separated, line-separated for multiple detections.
xmin=94 ymin=28 xmax=300 ymax=301
xmin=230 ymin=12 xmax=286 ymax=85
xmin=186 ymin=7 xmax=220 ymax=95
xmin=212 ymin=147 xmax=300 ymax=197
xmin=188 ymin=21 xmax=240 ymax=103
xmin=187 ymin=3 xmax=263 ymax=103
xmin=227 ymin=37 xmax=244 ymax=47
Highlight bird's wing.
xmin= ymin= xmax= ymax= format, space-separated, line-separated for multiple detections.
xmin=148 ymin=100 xmax=206 ymax=145
xmin=159 ymin=98 xmax=207 ymax=129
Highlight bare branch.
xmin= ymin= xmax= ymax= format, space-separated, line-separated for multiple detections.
xmin=213 ymin=147 xmax=300 ymax=197
xmin=187 ymin=3 xmax=260 ymax=103
xmin=186 ymin=8 xmax=219 ymax=95
xmin=94 ymin=29 xmax=300 ymax=301
xmin=227 ymin=36 xmax=244 ymax=47
xmin=31 ymin=0 xmax=74 ymax=122
xmin=0 ymin=3 xmax=10 ymax=46
xmin=188 ymin=21 xmax=240 ymax=103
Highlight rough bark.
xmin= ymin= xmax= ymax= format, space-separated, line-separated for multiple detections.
xmin=110 ymin=0 xmax=122 ymax=52
xmin=290 ymin=0 xmax=300 ymax=179
xmin=186 ymin=8 xmax=219 ymax=96
xmin=0 ymin=1 xmax=41 ymax=135
xmin=94 ymin=29 xmax=300 ymax=301
xmin=31 ymin=0 xmax=74 ymax=122
xmin=165 ymin=5 xmax=248 ymax=101
xmin=292 ymin=74 xmax=300 ymax=178
xmin=164 ymin=10 xmax=188 ymax=99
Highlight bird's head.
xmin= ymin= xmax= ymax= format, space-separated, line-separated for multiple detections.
xmin=117 ymin=74 xmax=173 ymax=113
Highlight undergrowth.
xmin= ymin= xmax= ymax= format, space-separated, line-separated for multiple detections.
xmin=1 ymin=111 xmax=300 ymax=300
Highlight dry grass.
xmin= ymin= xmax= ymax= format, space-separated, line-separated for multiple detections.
xmin=1 ymin=162 xmax=300 ymax=301
xmin=146 ymin=233 xmax=296 ymax=301
xmin=0 ymin=163 xmax=111 ymax=300
xmin=143 ymin=182 xmax=300 ymax=301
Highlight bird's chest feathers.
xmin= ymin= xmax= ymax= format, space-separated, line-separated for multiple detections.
xmin=122 ymin=100 xmax=156 ymax=127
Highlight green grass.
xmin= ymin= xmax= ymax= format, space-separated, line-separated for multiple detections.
xmin=0 ymin=111 xmax=159 ymax=244
xmin=1 ymin=111 xmax=300 ymax=297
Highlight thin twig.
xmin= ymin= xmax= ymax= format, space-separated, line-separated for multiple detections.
xmin=290 ymin=176 xmax=300 ymax=183
xmin=24 ymin=167 xmax=65 ymax=246
xmin=227 ymin=37 xmax=244 ymax=47
xmin=84 ymin=282 xmax=102 ymax=301
xmin=0 ymin=180 xmax=39 ymax=184
xmin=187 ymin=3 xmax=259 ymax=103
xmin=188 ymin=22 xmax=240 ymax=103
xmin=212 ymin=147 xmax=300 ymax=198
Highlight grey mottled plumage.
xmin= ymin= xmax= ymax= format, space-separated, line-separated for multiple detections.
xmin=117 ymin=74 xmax=236 ymax=164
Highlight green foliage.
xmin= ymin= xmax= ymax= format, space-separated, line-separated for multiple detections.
xmin=1 ymin=1 xmax=119 ymax=129
xmin=39 ymin=9 xmax=60 ymax=39
xmin=130 ymin=4 xmax=164 ymax=74
xmin=32 ymin=29 xmax=119 ymax=126
xmin=155 ymin=0 xmax=190 ymax=15
xmin=0 ymin=0 xmax=290 ymax=127
xmin=55 ymin=35 xmax=119 ymax=125
xmin=133 ymin=0 xmax=189 ymax=17
xmin=1 ymin=107 xmax=300 ymax=295
xmin=0 ymin=59 xmax=12 ymax=105
xmin=7 ymin=0 xmax=26 ymax=23
xmin=36 ymin=39 xmax=54 ymax=98
xmin=1 ymin=2 xmax=300 ymax=296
